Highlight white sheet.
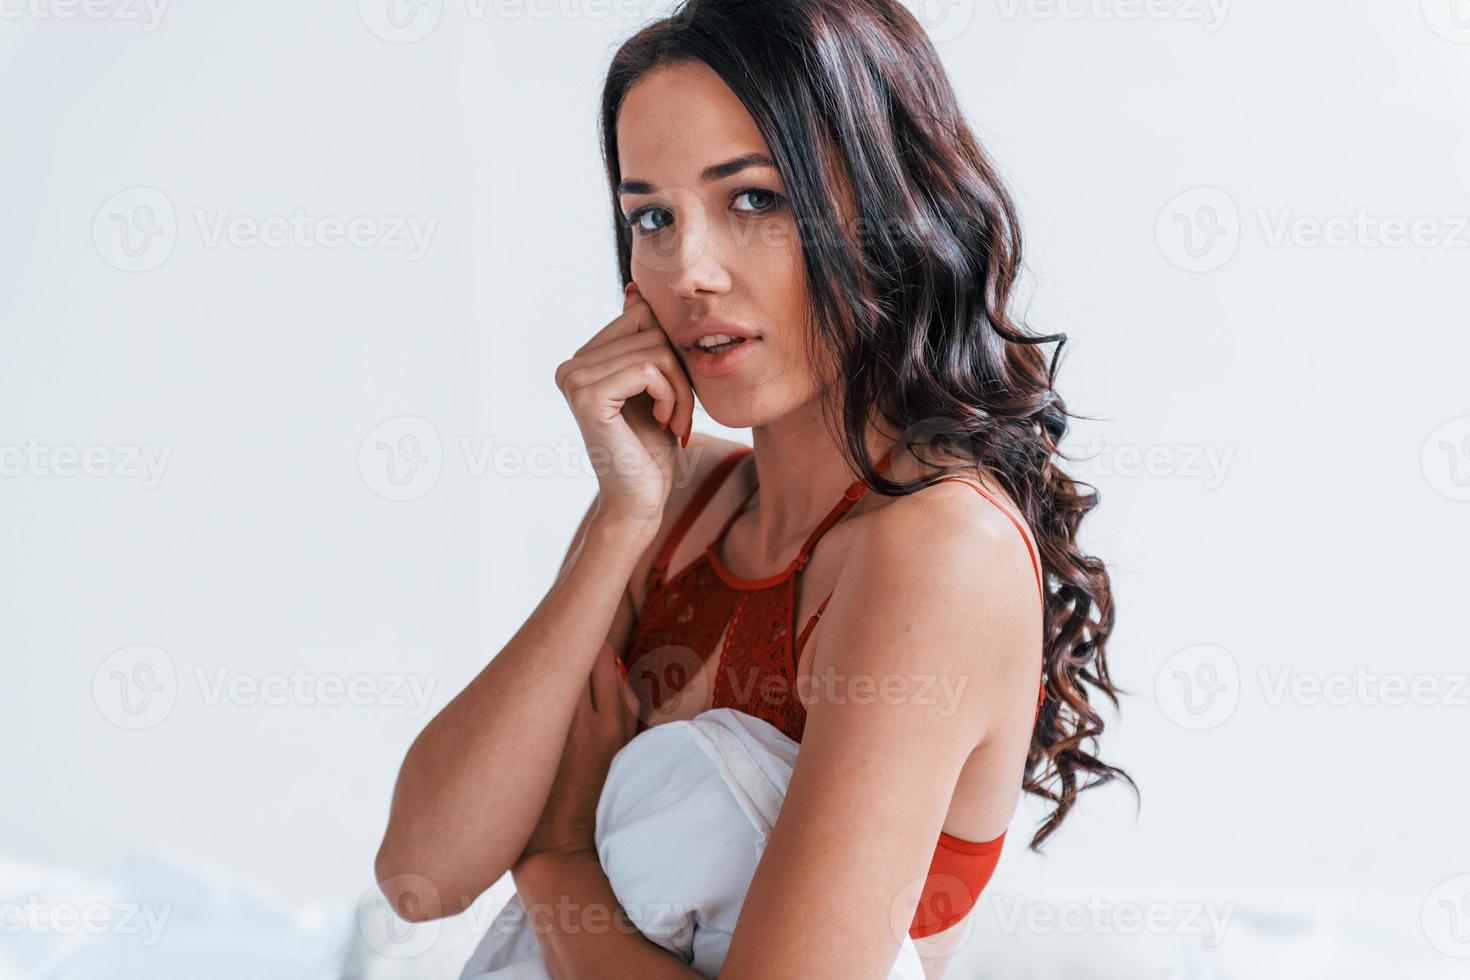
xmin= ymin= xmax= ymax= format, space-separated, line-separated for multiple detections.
xmin=457 ymin=707 xmax=928 ymax=979
xmin=0 ymin=852 xmax=353 ymax=980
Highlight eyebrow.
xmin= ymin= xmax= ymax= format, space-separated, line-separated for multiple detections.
xmin=617 ymin=153 xmax=776 ymax=196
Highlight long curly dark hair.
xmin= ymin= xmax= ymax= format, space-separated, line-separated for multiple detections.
xmin=598 ymin=0 xmax=1137 ymax=850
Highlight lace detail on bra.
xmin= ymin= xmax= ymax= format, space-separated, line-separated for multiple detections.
xmin=618 ymin=442 xmax=1049 ymax=938
xmin=624 ymin=444 xmax=882 ymax=742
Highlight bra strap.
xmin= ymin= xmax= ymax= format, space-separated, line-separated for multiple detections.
xmin=929 ymin=477 xmax=1044 ymax=600
xmin=790 ymin=443 xmax=898 ymax=572
xmin=648 ymin=445 xmax=752 ymax=589
xmin=930 ymin=476 xmax=1050 ymax=725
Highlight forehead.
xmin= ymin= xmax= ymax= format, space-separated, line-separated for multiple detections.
xmin=616 ymin=61 xmax=770 ymax=181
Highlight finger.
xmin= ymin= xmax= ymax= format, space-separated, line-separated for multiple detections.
xmin=570 ymin=329 xmax=694 ymax=430
xmin=577 ymin=324 xmax=673 ymax=362
xmin=617 ymin=285 xmax=696 ymax=440
xmin=664 ymin=351 xmax=697 ymax=445
xmin=573 ymin=286 xmax=657 ymax=359
xmin=596 ymin=642 xmax=640 ymax=732
xmin=568 ymin=355 xmax=682 ymax=428
xmin=556 ymin=327 xmax=663 ymax=395
xmin=598 ymin=642 xmax=641 ymax=728
xmin=588 ymin=642 xmax=624 ymax=730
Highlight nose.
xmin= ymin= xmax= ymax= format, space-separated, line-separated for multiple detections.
xmin=666 ymin=205 xmax=732 ymax=300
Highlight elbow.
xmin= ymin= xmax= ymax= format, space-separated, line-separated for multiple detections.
xmin=374 ymin=830 xmax=504 ymax=923
xmin=374 ymin=837 xmax=454 ymax=924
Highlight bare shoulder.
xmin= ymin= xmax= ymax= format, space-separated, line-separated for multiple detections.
xmin=856 ymin=469 xmax=1042 ymax=624
xmin=805 ymin=461 xmax=1044 ymax=741
xmin=879 ymin=463 xmax=1040 ymax=576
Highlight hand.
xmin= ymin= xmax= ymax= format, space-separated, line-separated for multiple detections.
xmin=554 ymin=282 xmax=697 ymax=527
xmin=515 ymin=641 xmax=640 ymax=867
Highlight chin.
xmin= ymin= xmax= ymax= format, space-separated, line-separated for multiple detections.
xmin=696 ymin=385 xmax=812 ymax=433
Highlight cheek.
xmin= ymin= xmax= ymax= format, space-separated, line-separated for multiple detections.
xmin=742 ymin=218 xmax=806 ymax=315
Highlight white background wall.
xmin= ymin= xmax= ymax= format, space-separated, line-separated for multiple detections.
xmin=3 ymin=0 xmax=1468 ymax=972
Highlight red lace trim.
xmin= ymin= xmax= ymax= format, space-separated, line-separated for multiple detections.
xmin=619 ymin=444 xmax=1050 ymax=939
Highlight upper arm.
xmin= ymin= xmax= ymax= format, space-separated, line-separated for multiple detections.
xmin=717 ymin=484 xmax=1043 ymax=979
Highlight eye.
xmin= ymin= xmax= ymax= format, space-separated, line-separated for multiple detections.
xmin=622 ymin=206 xmax=672 ymax=236
xmin=621 ymin=188 xmax=788 ymax=238
xmin=732 ymin=188 xmax=785 ymax=214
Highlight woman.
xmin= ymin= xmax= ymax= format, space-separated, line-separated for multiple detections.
xmin=376 ymin=1 xmax=1135 ymax=977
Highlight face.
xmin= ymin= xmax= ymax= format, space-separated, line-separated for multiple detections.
xmin=616 ymin=61 xmax=821 ymax=426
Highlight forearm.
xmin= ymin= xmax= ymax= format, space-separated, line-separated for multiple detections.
xmin=512 ymin=851 xmax=704 ymax=980
xmin=377 ymin=510 xmax=656 ymax=917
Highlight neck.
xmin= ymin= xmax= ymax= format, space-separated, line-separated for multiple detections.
xmin=739 ymin=402 xmax=898 ymax=566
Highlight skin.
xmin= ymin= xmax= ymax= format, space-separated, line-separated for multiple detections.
xmin=513 ymin=61 xmax=1045 ymax=980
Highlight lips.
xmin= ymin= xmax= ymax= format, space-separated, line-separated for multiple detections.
xmin=693 ymin=336 xmax=747 ymax=354
xmin=685 ymin=334 xmax=761 ymax=380
xmin=677 ymin=316 xmax=761 ymax=351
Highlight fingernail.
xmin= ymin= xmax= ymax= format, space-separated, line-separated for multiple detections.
xmin=616 ymin=657 xmax=628 ymax=682
xmin=681 ymin=429 xmax=689 ymax=449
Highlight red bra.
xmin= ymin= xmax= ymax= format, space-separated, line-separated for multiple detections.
xmin=618 ymin=443 xmax=1046 ymax=939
